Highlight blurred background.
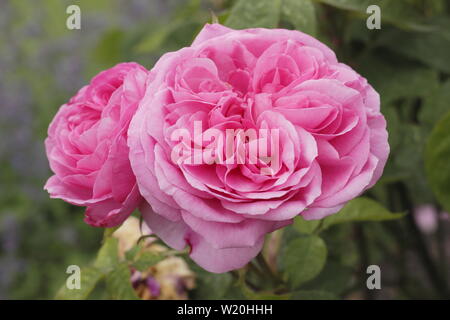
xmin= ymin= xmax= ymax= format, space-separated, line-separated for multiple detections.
xmin=0 ymin=0 xmax=449 ymax=299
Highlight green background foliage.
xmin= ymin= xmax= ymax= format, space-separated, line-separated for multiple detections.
xmin=0 ymin=0 xmax=449 ymax=300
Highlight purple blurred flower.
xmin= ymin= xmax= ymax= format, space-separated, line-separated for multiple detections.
xmin=414 ymin=205 xmax=438 ymax=234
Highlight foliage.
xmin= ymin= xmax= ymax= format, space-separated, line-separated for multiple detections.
xmin=55 ymin=231 xmax=167 ymax=300
xmin=425 ymin=111 xmax=450 ymax=213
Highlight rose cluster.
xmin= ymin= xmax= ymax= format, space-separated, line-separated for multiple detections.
xmin=45 ymin=24 xmax=389 ymax=273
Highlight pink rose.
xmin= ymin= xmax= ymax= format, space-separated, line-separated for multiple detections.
xmin=129 ymin=24 xmax=389 ymax=273
xmin=45 ymin=62 xmax=148 ymax=227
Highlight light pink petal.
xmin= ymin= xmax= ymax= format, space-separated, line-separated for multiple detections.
xmin=191 ymin=23 xmax=234 ymax=46
xmin=189 ymin=232 xmax=264 ymax=273
xmin=141 ymin=203 xmax=263 ymax=273
xmin=181 ymin=210 xmax=288 ymax=248
xmin=302 ymin=204 xmax=345 ymax=220
xmin=84 ymin=184 xmax=142 ymax=227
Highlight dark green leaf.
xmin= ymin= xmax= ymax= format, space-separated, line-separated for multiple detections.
xmin=301 ymin=261 xmax=354 ymax=294
xmin=282 ymin=0 xmax=317 ymax=36
xmin=314 ymin=0 xmax=436 ymax=32
xmin=191 ymin=272 xmax=234 ymax=299
xmin=420 ymin=80 xmax=450 ymax=128
xmin=291 ymin=290 xmax=338 ymax=300
xmin=244 ymin=290 xmax=290 ymax=300
xmin=380 ymin=119 xmax=435 ymax=203
xmin=236 ymin=267 xmax=290 ymax=300
xmin=375 ymin=68 xmax=439 ymax=104
xmin=425 ymin=111 xmax=450 ymax=213
xmin=225 ymin=0 xmax=281 ymax=29
xmin=378 ymin=27 xmax=450 ymax=73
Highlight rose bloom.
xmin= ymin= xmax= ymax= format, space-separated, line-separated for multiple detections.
xmin=45 ymin=62 xmax=148 ymax=227
xmin=128 ymin=24 xmax=389 ymax=273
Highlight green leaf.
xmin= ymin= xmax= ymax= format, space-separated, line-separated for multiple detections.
xmin=134 ymin=0 xmax=203 ymax=54
xmin=374 ymin=68 xmax=439 ymax=104
xmin=134 ymin=24 xmax=177 ymax=54
xmin=124 ymin=243 xmax=165 ymax=272
xmin=281 ymin=0 xmax=317 ymax=36
xmin=94 ymin=237 xmax=120 ymax=273
xmin=124 ymin=245 xmax=141 ymax=262
xmin=301 ymin=261 xmax=354 ymax=294
xmin=313 ymin=0 xmax=436 ymax=32
xmin=55 ymin=267 xmax=104 ymax=300
xmin=105 ymin=263 xmax=139 ymax=300
xmin=132 ymin=251 xmax=165 ymax=272
xmin=282 ymin=235 xmax=327 ymax=288
xmin=90 ymin=29 xmax=126 ymax=71
xmin=245 ymin=291 xmax=291 ymax=300
xmin=378 ymin=26 xmax=450 ymax=73
xmin=192 ymin=272 xmax=234 ymax=299
xmin=425 ymin=111 xmax=450 ymax=213
xmin=235 ymin=267 xmax=290 ymax=300
xmin=291 ymin=290 xmax=338 ymax=300
xmin=321 ymin=197 xmax=405 ymax=230
xmin=382 ymin=103 xmax=401 ymax=152
xmin=379 ymin=119 xmax=435 ymax=204
xmin=420 ymin=80 xmax=450 ymax=128
xmin=173 ymin=0 xmax=202 ymax=20
xmin=225 ymin=0 xmax=282 ymax=29
xmin=293 ymin=215 xmax=321 ymax=234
